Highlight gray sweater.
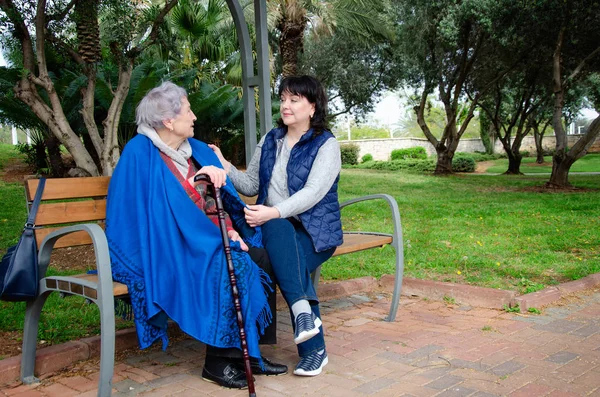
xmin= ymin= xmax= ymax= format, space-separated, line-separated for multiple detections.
xmin=137 ymin=124 xmax=192 ymax=177
xmin=228 ymin=133 xmax=341 ymax=219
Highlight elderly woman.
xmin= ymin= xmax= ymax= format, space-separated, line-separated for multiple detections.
xmin=212 ymin=75 xmax=342 ymax=377
xmin=105 ymin=81 xmax=286 ymax=389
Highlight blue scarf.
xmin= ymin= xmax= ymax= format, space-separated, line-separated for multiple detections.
xmin=106 ymin=135 xmax=270 ymax=359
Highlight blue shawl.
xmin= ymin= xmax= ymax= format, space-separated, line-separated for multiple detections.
xmin=106 ymin=135 xmax=271 ymax=360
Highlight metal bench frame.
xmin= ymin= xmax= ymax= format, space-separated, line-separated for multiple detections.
xmin=312 ymin=194 xmax=405 ymax=321
xmin=19 ymin=192 xmax=404 ymax=397
xmin=21 ymin=224 xmax=115 ymax=397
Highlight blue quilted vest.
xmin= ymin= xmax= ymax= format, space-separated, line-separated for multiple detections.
xmin=257 ymin=127 xmax=343 ymax=252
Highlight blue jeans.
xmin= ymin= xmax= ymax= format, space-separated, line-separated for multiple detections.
xmin=261 ymin=218 xmax=335 ymax=357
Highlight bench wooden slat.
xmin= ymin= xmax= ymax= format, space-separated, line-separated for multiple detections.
xmin=35 ymin=223 xmax=105 ymax=249
xmin=35 ymin=200 xmax=107 ymax=226
xmin=334 ymin=233 xmax=392 ymax=256
xmin=27 ymin=177 xmax=110 ymax=201
xmin=70 ymin=274 xmax=129 ymax=297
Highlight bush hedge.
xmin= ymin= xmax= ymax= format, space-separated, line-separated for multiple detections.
xmin=349 ymin=159 xmax=435 ymax=173
xmin=454 ymin=151 xmax=503 ymax=162
xmin=340 ymin=143 xmax=360 ymax=165
xmin=390 ymin=147 xmax=427 ymax=160
xmin=452 ymin=155 xmax=476 ymax=172
xmin=361 ymin=153 xmax=373 ymax=163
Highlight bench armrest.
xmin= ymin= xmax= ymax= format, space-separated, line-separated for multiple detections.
xmin=23 ymin=223 xmax=117 ymax=394
xmin=37 ymin=224 xmax=113 ymax=303
xmin=340 ymin=194 xmax=403 ymax=250
xmin=340 ymin=194 xmax=405 ymax=321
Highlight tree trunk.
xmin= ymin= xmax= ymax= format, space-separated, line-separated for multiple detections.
xmin=100 ymin=61 xmax=133 ymax=176
xmin=278 ymin=5 xmax=307 ymax=78
xmin=505 ymin=151 xmax=523 ymax=175
xmin=16 ymin=84 xmax=100 ymax=176
xmin=533 ymin=127 xmax=545 ymax=164
xmin=82 ymin=131 xmax=101 ymax=168
xmin=549 ymin=27 xmax=569 ymax=187
xmin=45 ymin=132 xmax=66 ymax=177
xmin=547 ymin=27 xmax=600 ymax=187
xmin=547 ymin=152 xmax=575 ymax=187
xmin=548 ymin=115 xmax=600 ymax=187
xmin=434 ymin=148 xmax=454 ymax=174
xmin=34 ymin=141 xmax=47 ymax=171
xmin=80 ymin=66 xmax=104 ymax=163
xmin=479 ymin=111 xmax=494 ymax=154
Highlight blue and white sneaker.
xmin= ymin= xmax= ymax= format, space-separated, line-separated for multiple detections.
xmin=293 ymin=349 xmax=328 ymax=376
xmin=294 ymin=312 xmax=322 ymax=345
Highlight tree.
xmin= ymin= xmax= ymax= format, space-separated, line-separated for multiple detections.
xmin=477 ymin=70 xmax=549 ymax=174
xmin=0 ymin=0 xmax=178 ymax=176
xmin=478 ymin=110 xmax=495 ymax=154
xmin=543 ymin=1 xmax=600 ymax=188
xmin=163 ymin=0 xmax=242 ymax=84
xmin=268 ymin=0 xmax=391 ymax=77
xmin=528 ymin=100 xmax=553 ymax=164
xmin=392 ymin=0 xmax=498 ymax=174
xmin=299 ymin=31 xmax=400 ymax=119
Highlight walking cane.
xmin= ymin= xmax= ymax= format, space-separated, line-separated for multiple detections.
xmin=195 ymin=175 xmax=257 ymax=397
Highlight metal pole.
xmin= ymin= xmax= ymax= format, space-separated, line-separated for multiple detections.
xmin=12 ymin=125 xmax=18 ymax=145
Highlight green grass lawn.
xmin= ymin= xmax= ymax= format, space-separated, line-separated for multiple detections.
xmin=0 ymin=143 xmax=20 ymax=170
xmin=1 ymin=144 xmax=599 ymax=354
xmin=0 ymin=145 xmax=28 ymax=250
xmin=329 ymin=169 xmax=599 ymax=294
xmin=485 ymin=153 xmax=600 ymax=174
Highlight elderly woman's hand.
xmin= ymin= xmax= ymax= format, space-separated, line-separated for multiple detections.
xmin=244 ymin=205 xmax=280 ymax=227
xmin=228 ymin=230 xmax=249 ymax=251
xmin=189 ymin=166 xmax=227 ymax=188
xmin=208 ymin=144 xmax=231 ymax=173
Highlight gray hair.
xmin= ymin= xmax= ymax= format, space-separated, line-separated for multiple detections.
xmin=135 ymin=81 xmax=188 ymax=129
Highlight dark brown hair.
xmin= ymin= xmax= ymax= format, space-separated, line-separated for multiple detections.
xmin=277 ymin=75 xmax=329 ymax=135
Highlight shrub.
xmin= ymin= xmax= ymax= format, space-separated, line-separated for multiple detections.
xmin=455 ymin=151 xmax=502 ymax=162
xmin=390 ymin=147 xmax=427 ymax=160
xmin=452 ymin=156 xmax=476 ymax=172
xmin=349 ymin=126 xmax=390 ymax=140
xmin=16 ymin=142 xmax=47 ymax=172
xmin=351 ymin=159 xmax=435 ymax=173
xmin=340 ymin=143 xmax=359 ymax=165
xmin=361 ymin=153 xmax=373 ymax=163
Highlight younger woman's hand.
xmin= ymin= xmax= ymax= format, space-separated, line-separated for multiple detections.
xmin=188 ymin=166 xmax=227 ymax=188
xmin=244 ymin=205 xmax=280 ymax=227
xmin=208 ymin=144 xmax=231 ymax=173
xmin=228 ymin=230 xmax=248 ymax=251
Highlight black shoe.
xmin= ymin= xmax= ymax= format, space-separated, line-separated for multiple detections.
xmin=250 ymin=356 xmax=288 ymax=376
xmin=202 ymin=363 xmax=249 ymax=389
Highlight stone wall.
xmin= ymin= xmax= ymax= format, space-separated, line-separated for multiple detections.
xmin=341 ymin=134 xmax=600 ymax=161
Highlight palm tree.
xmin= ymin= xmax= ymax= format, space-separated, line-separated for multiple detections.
xmin=148 ymin=0 xmax=243 ymax=85
xmin=268 ymin=0 xmax=391 ymax=77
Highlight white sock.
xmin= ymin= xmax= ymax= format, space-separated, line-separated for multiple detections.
xmin=291 ymin=300 xmax=311 ymax=321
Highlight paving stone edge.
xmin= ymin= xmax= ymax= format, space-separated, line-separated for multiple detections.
xmin=1 ymin=272 xmax=598 ymax=387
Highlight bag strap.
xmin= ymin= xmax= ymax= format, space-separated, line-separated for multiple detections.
xmin=25 ymin=177 xmax=46 ymax=228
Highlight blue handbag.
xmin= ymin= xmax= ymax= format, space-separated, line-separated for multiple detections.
xmin=0 ymin=178 xmax=45 ymax=301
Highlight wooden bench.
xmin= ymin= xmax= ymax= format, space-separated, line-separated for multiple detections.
xmin=20 ymin=177 xmax=404 ymax=396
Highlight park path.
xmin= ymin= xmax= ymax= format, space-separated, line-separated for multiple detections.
xmin=2 ymin=288 xmax=599 ymax=397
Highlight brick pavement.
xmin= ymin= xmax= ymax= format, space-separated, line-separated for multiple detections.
xmin=1 ymin=289 xmax=599 ymax=397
